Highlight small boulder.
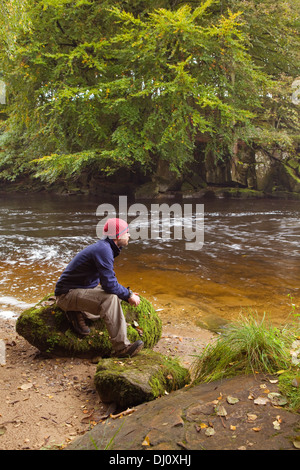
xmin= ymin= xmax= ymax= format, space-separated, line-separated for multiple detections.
xmin=94 ymin=350 xmax=191 ymax=408
xmin=16 ymin=293 xmax=162 ymax=358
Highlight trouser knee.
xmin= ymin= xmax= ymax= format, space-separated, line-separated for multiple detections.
xmin=104 ymin=293 xmax=121 ymax=306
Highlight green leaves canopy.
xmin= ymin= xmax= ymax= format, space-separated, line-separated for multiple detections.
xmin=0 ymin=0 xmax=299 ymax=182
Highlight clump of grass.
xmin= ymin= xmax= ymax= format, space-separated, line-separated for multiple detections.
xmin=192 ymin=313 xmax=297 ymax=384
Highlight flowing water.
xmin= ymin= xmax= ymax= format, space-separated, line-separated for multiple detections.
xmin=0 ymin=192 xmax=299 ymax=330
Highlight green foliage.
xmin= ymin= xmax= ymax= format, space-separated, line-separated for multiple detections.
xmin=0 ymin=0 xmax=299 ymax=182
xmin=192 ymin=313 xmax=298 ymax=383
xmin=278 ymin=370 xmax=300 ymax=411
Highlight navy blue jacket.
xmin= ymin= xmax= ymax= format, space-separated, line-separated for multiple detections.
xmin=54 ymin=238 xmax=130 ymax=301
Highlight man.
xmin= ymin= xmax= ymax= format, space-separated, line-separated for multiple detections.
xmin=55 ymin=218 xmax=143 ymax=358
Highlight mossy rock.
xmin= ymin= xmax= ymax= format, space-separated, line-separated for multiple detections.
xmin=94 ymin=350 xmax=191 ymax=408
xmin=16 ymin=293 xmax=162 ymax=358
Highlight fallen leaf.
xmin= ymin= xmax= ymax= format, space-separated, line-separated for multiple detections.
xmin=142 ymin=435 xmax=150 ymax=446
xmin=293 ymin=437 xmax=300 ymax=449
xmin=254 ymin=396 xmax=269 ymax=405
xmin=252 ymin=426 xmax=262 ymax=432
xmin=227 ymin=396 xmax=239 ymax=405
xmin=205 ymin=427 xmax=215 ymax=437
xmin=268 ymin=392 xmax=288 ymax=406
xmin=215 ymin=404 xmax=227 ymax=416
xmin=230 ymin=425 xmax=236 ymax=431
xmin=247 ymin=413 xmax=258 ymax=422
xmin=19 ymin=383 xmax=33 ymax=391
xmin=273 ymin=419 xmax=281 ymax=430
xmin=292 ymin=377 xmax=300 ymax=388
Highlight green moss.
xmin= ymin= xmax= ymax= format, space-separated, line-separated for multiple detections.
xmin=222 ymin=188 xmax=265 ymax=199
xmin=278 ymin=371 xmax=300 ymax=412
xmin=122 ymin=296 xmax=162 ymax=348
xmin=16 ymin=293 xmax=162 ymax=357
xmin=94 ymin=350 xmax=190 ymax=407
xmin=284 ymin=163 xmax=300 ymax=184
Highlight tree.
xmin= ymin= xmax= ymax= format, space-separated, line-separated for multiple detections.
xmin=0 ymin=0 xmax=299 ymax=185
xmin=205 ymin=0 xmax=300 ymax=185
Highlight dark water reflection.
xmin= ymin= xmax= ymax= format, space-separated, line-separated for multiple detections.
xmin=0 ymin=193 xmax=299 ymax=329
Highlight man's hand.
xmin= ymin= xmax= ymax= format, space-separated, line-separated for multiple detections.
xmin=128 ymin=293 xmax=140 ymax=307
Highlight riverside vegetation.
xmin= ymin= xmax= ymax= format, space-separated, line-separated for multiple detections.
xmin=16 ymin=292 xmax=300 ymax=414
xmin=192 ymin=312 xmax=300 ymax=412
xmin=6 ymin=287 xmax=300 ymax=450
xmin=68 ymin=309 xmax=300 ymax=451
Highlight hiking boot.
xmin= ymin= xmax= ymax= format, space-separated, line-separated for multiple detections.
xmin=65 ymin=311 xmax=90 ymax=336
xmin=113 ymin=340 xmax=144 ymax=358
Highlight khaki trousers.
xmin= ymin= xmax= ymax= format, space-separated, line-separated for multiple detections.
xmin=56 ymin=285 xmax=130 ymax=352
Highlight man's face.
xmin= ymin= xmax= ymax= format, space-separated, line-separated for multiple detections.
xmin=116 ymin=231 xmax=130 ymax=247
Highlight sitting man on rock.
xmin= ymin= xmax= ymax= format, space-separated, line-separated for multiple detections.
xmin=55 ymin=218 xmax=143 ymax=358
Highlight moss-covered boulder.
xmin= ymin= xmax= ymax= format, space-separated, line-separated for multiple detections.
xmin=16 ymin=294 xmax=162 ymax=358
xmin=94 ymin=350 xmax=190 ymax=408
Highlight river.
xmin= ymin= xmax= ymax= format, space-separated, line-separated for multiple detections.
xmin=0 ymin=193 xmax=299 ymax=331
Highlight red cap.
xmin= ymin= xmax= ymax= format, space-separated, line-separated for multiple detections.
xmin=103 ymin=218 xmax=129 ymax=238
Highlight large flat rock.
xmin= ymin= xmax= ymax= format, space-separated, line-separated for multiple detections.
xmin=67 ymin=374 xmax=300 ymax=450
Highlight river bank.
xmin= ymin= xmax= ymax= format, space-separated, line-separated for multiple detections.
xmin=1 ymin=178 xmax=300 ymax=201
xmin=0 ymin=308 xmax=214 ymax=450
xmin=0 ymin=192 xmax=299 ymax=450
xmin=2 ymin=310 xmax=300 ymax=452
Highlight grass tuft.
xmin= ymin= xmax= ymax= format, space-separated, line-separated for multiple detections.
xmin=192 ymin=313 xmax=298 ymax=384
